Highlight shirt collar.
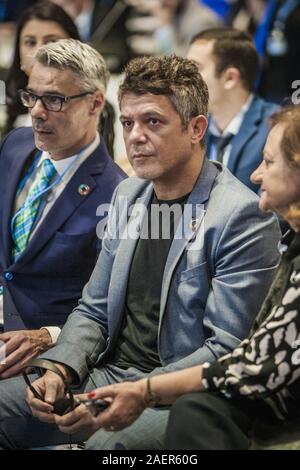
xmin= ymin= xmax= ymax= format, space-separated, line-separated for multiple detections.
xmin=209 ymin=94 xmax=254 ymax=137
xmin=37 ymin=133 xmax=100 ymax=178
xmin=75 ymin=3 xmax=94 ymax=41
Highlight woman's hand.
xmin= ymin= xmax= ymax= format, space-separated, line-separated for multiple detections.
xmin=79 ymin=380 xmax=147 ymax=432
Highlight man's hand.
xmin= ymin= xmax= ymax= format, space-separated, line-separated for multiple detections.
xmin=28 ymin=379 xmax=147 ymax=435
xmin=53 ymin=402 xmax=102 ymax=439
xmin=26 ymin=370 xmax=66 ymax=423
xmin=44 ymin=381 xmax=147 ymax=437
xmin=25 ymin=369 xmax=99 ymax=437
xmin=0 ymin=329 xmax=52 ymax=379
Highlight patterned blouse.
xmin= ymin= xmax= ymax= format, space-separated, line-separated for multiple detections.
xmin=202 ymin=232 xmax=300 ymax=420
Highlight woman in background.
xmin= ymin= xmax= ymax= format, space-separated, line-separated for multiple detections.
xmin=2 ymin=0 xmax=115 ymax=157
xmin=4 ymin=1 xmax=79 ymax=133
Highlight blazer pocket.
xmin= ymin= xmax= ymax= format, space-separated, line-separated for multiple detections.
xmin=54 ymin=231 xmax=94 ymax=246
xmin=49 ymin=231 xmax=96 ymax=276
xmin=178 ymin=261 xmax=208 ymax=282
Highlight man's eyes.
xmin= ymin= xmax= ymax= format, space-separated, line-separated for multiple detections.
xmin=148 ymin=118 xmax=160 ymax=125
xmin=121 ymin=120 xmax=132 ymax=128
xmin=120 ymin=118 xmax=162 ymax=128
xmin=44 ymin=95 xmax=63 ymax=104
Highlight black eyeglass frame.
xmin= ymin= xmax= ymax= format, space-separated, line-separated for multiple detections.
xmin=18 ymin=89 xmax=94 ymax=112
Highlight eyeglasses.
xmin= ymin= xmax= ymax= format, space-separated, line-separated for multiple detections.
xmin=19 ymin=89 xmax=94 ymax=112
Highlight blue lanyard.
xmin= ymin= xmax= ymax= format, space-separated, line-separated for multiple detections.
xmin=16 ymin=151 xmax=42 ymax=196
xmin=255 ymin=0 xmax=300 ymax=57
xmin=254 ymin=0 xmax=278 ymax=57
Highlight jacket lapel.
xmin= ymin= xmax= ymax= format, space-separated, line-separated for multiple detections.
xmin=11 ymin=142 xmax=108 ymax=270
xmin=107 ymin=181 xmax=153 ymax=334
xmin=227 ymin=97 xmax=263 ymax=173
xmin=159 ymin=160 xmax=219 ymax=326
xmin=2 ymin=137 xmax=36 ymax=267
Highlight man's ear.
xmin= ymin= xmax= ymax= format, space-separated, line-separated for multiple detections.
xmin=190 ymin=114 xmax=208 ymax=145
xmin=222 ymin=67 xmax=240 ymax=91
xmin=90 ymin=90 xmax=105 ymax=115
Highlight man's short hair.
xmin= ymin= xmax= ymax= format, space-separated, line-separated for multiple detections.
xmin=118 ymin=54 xmax=209 ymax=131
xmin=191 ymin=28 xmax=259 ymax=92
xmin=35 ymin=38 xmax=110 ymax=95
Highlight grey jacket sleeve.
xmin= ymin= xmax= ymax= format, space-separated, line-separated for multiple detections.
xmin=39 ymin=187 xmax=119 ymax=384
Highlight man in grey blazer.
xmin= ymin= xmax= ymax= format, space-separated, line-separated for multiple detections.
xmin=0 ymin=55 xmax=280 ymax=450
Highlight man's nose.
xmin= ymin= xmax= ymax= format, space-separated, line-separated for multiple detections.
xmin=129 ymin=123 xmax=147 ymax=144
xmin=30 ymin=98 xmax=48 ymax=119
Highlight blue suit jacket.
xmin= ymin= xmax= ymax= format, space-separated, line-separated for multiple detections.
xmin=206 ymin=96 xmax=278 ymax=193
xmin=0 ymin=127 xmax=126 ymax=331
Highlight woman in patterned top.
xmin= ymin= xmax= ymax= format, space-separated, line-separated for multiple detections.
xmin=79 ymin=105 xmax=300 ymax=449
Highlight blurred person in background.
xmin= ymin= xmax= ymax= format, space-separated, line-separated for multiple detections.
xmin=50 ymin=0 xmax=96 ymax=40
xmin=51 ymin=0 xmax=132 ymax=72
xmin=126 ymin=0 xmax=221 ymax=56
xmin=2 ymin=1 xmax=116 ymax=157
xmin=229 ymin=0 xmax=300 ymax=103
xmin=187 ymin=27 xmax=278 ymax=193
xmin=3 ymin=0 xmax=79 ymax=135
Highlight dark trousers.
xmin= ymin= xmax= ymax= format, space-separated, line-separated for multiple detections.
xmin=166 ymin=392 xmax=279 ymax=450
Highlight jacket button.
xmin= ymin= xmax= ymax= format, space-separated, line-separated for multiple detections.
xmin=5 ymin=272 xmax=13 ymax=281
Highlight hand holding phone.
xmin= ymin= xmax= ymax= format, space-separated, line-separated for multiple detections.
xmin=80 ymin=398 xmax=109 ymax=417
xmin=53 ymin=397 xmax=80 ymax=416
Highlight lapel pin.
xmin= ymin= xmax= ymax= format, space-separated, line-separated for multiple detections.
xmin=78 ymin=184 xmax=91 ymax=196
xmin=190 ymin=218 xmax=200 ymax=232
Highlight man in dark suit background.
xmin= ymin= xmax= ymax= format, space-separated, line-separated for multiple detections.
xmin=228 ymin=0 xmax=300 ymax=103
xmin=50 ymin=0 xmax=131 ymax=71
xmin=187 ymin=27 xmax=278 ymax=193
xmin=0 ymin=38 xmax=125 ymax=379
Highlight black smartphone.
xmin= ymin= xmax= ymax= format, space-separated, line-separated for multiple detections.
xmin=80 ymin=398 xmax=109 ymax=417
xmin=53 ymin=397 xmax=80 ymax=416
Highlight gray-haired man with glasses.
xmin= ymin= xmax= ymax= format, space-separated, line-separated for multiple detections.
xmin=19 ymin=89 xmax=94 ymax=112
xmin=0 ymin=39 xmax=125 ymax=379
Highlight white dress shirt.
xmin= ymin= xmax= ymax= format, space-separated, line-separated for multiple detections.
xmin=208 ymin=94 xmax=254 ymax=166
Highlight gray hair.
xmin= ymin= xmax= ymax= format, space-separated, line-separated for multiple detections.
xmin=35 ymin=39 xmax=110 ymax=95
